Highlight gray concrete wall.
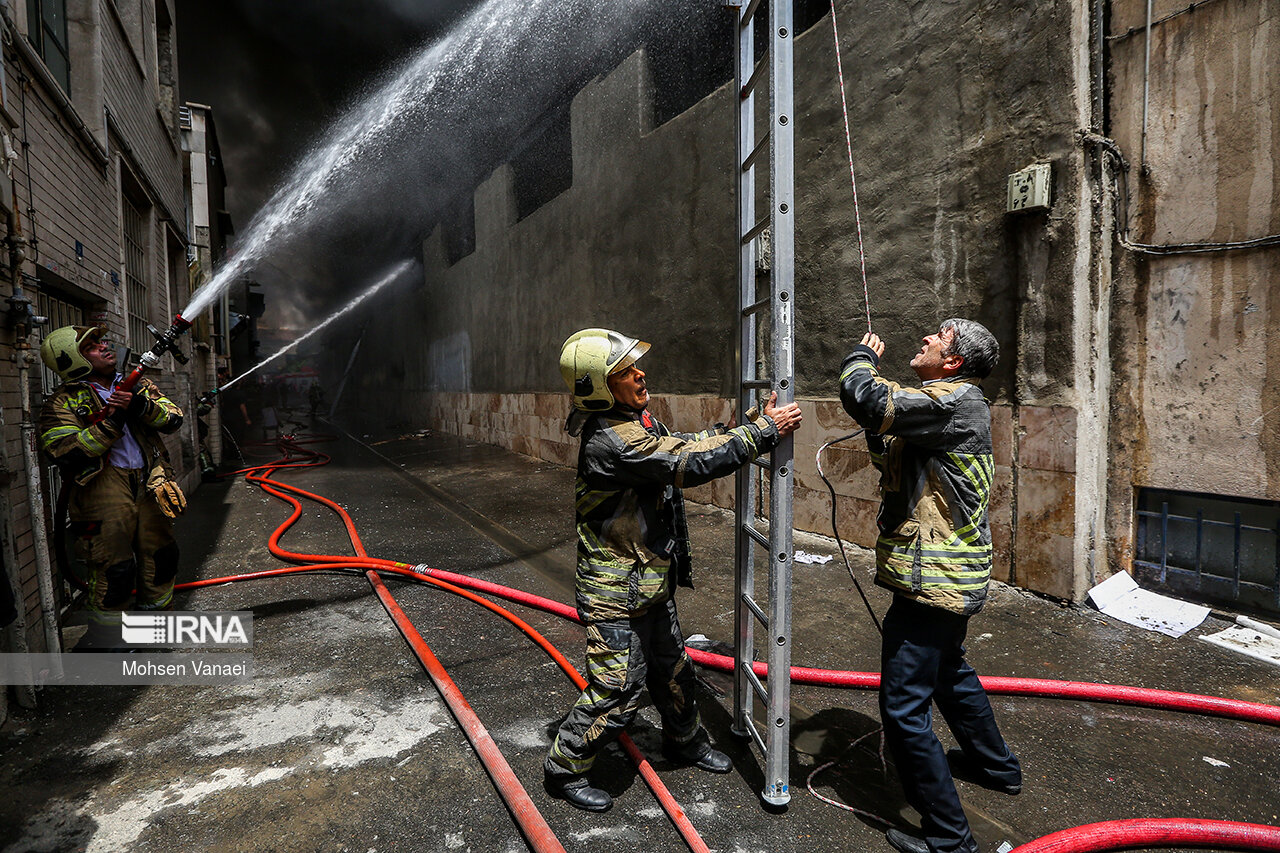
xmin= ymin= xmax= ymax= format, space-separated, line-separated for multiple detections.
xmin=1104 ymin=0 xmax=1280 ymax=573
xmin=338 ymin=0 xmax=1100 ymax=600
xmin=359 ymin=0 xmax=1085 ymax=409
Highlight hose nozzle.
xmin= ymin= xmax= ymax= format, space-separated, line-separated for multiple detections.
xmin=142 ymin=314 xmax=193 ymax=368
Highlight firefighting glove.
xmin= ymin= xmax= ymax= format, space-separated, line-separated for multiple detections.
xmin=150 ymin=480 xmax=187 ymax=518
xmin=125 ymin=390 xmax=150 ymax=419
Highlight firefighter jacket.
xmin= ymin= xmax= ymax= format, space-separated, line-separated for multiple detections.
xmin=839 ymin=344 xmax=994 ymax=615
xmin=572 ymin=405 xmax=780 ymax=622
xmin=39 ymin=376 xmax=184 ymax=486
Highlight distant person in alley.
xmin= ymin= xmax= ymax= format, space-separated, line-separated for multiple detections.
xmin=839 ymin=320 xmax=1021 ymax=853
xmin=545 ymin=328 xmax=802 ymax=812
xmin=39 ymin=325 xmax=186 ymax=649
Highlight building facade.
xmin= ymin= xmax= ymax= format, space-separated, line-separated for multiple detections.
xmin=334 ymin=0 xmax=1278 ymax=614
xmin=180 ymin=100 xmax=234 ymax=465
xmin=0 ymin=0 xmax=212 ymax=710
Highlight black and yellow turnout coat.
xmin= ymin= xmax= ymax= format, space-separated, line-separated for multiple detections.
xmin=39 ymin=376 xmax=184 ymax=484
xmin=572 ymin=405 xmax=780 ymax=622
xmin=839 ymin=345 xmax=995 ymax=615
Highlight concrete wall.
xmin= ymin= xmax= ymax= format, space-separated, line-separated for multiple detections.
xmin=1104 ymin=0 xmax=1280 ymax=572
xmin=336 ymin=0 xmax=1098 ymax=599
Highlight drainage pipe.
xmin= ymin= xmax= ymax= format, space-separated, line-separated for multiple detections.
xmin=1009 ymin=818 xmax=1280 ymax=852
xmin=16 ymin=339 xmax=61 ymax=670
xmin=7 ymin=224 xmax=61 ymax=674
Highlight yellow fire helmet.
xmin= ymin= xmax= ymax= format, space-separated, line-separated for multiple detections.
xmin=559 ymin=328 xmax=650 ymax=412
xmin=40 ymin=325 xmax=106 ymax=382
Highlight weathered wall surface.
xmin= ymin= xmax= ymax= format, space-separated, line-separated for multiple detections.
xmin=0 ymin=0 xmax=200 ymax=655
xmin=1105 ymin=0 xmax=1280 ymax=574
xmin=338 ymin=0 xmax=1089 ymax=597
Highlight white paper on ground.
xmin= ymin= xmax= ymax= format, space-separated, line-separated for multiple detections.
xmin=1086 ymin=571 xmax=1211 ymax=637
xmin=1199 ymin=625 xmax=1280 ymax=668
xmin=794 ymin=550 xmax=833 ymax=565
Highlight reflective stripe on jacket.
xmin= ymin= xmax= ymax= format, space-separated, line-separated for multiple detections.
xmin=573 ymin=405 xmax=779 ymax=621
xmin=39 ymin=377 xmax=184 ymax=486
xmin=839 ymin=345 xmax=994 ymax=615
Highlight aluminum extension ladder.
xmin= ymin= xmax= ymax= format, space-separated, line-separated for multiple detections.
xmin=727 ymin=0 xmax=796 ymax=808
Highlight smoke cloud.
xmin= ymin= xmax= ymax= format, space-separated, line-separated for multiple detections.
xmin=177 ymin=0 xmax=731 ymax=328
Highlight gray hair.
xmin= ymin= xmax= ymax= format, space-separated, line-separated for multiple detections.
xmin=940 ymin=318 xmax=999 ymax=379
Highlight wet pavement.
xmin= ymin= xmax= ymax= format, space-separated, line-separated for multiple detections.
xmin=2 ymin=418 xmax=1279 ymax=853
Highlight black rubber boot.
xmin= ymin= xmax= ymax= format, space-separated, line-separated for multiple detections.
xmin=544 ymin=774 xmax=613 ymax=812
xmin=661 ymin=737 xmax=733 ymax=773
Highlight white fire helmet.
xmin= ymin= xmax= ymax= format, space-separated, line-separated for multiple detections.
xmin=559 ymin=328 xmax=650 ymax=412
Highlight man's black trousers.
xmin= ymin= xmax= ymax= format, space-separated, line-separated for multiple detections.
xmin=880 ymin=595 xmax=1021 ymax=853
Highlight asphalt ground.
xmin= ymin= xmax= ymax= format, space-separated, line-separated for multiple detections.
xmin=2 ymin=417 xmax=1279 ymax=853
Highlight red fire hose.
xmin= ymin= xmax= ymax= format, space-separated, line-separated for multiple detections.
xmin=201 ymin=442 xmax=714 ymax=853
xmin=164 ymin=435 xmax=1280 ymax=852
xmin=395 ymin=567 xmax=1280 ymax=729
xmin=1009 ymin=818 xmax=1280 ymax=852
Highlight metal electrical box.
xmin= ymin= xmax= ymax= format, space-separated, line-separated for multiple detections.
xmin=1007 ymin=163 xmax=1052 ymax=213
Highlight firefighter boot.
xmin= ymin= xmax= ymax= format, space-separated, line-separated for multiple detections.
xmin=544 ymin=773 xmax=612 ymax=812
xmin=661 ymin=735 xmax=732 ymax=773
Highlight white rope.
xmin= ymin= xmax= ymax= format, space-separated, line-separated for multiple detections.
xmin=829 ymin=0 xmax=873 ymax=332
xmin=805 ymin=726 xmax=891 ymax=823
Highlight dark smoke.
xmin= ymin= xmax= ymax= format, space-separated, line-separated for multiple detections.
xmin=177 ymin=0 xmax=733 ymax=327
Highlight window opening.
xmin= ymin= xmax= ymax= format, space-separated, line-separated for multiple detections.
xmin=122 ymin=194 xmax=150 ymax=354
xmin=26 ymin=0 xmax=70 ymax=93
xmin=1135 ymin=488 xmax=1280 ymax=615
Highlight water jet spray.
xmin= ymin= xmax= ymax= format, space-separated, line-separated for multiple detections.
xmin=198 ymin=259 xmax=413 ymax=405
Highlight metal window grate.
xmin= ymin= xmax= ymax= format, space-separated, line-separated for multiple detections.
xmin=34 ymin=292 xmax=84 ymax=393
xmin=1135 ymin=488 xmax=1280 ymax=614
xmin=122 ymin=195 xmax=149 ymax=354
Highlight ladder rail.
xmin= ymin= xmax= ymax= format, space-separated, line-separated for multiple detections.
xmin=731 ymin=0 xmax=759 ymax=775
xmin=764 ymin=0 xmax=796 ymax=809
xmin=731 ymin=0 xmax=795 ymax=809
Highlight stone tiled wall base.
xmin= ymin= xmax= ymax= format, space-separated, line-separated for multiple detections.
xmin=1013 ymin=406 xmax=1078 ymax=599
xmin=421 ymin=393 xmax=1026 ymax=584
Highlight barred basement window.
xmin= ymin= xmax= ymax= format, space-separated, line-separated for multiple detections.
xmin=122 ymin=194 xmax=151 ymax=354
xmin=1135 ymin=488 xmax=1280 ymax=614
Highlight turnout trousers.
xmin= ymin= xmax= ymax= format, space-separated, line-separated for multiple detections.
xmin=545 ymin=597 xmax=702 ymax=780
xmin=880 ymin=596 xmax=1021 ymax=853
xmin=68 ymin=466 xmax=180 ymax=626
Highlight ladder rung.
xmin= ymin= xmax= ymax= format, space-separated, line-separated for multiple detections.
xmin=743 ymin=658 xmax=769 ymax=704
xmin=741 ymin=216 xmax=770 ymax=246
xmin=742 ymin=522 xmax=768 ymax=548
xmin=750 ymin=456 xmax=770 ymax=470
xmin=740 ymin=50 xmax=769 ymax=100
xmin=739 ymin=0 xmax=764 ymax=29
xmin=742 ymin=131 xmax=770 ymax=173
xmin=741 ymin=296 xmax=770 ymax=316
xmin=738 ymin=712 xmax=766 ymax=754
xmin=742 ymin=378 xmax=771 ymax=390
xmin=741 ymin=590 xmax=770 ymax=626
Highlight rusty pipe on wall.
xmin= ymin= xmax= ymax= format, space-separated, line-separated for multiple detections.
xmin=4 ymin=200 xmax=61 ymax=677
